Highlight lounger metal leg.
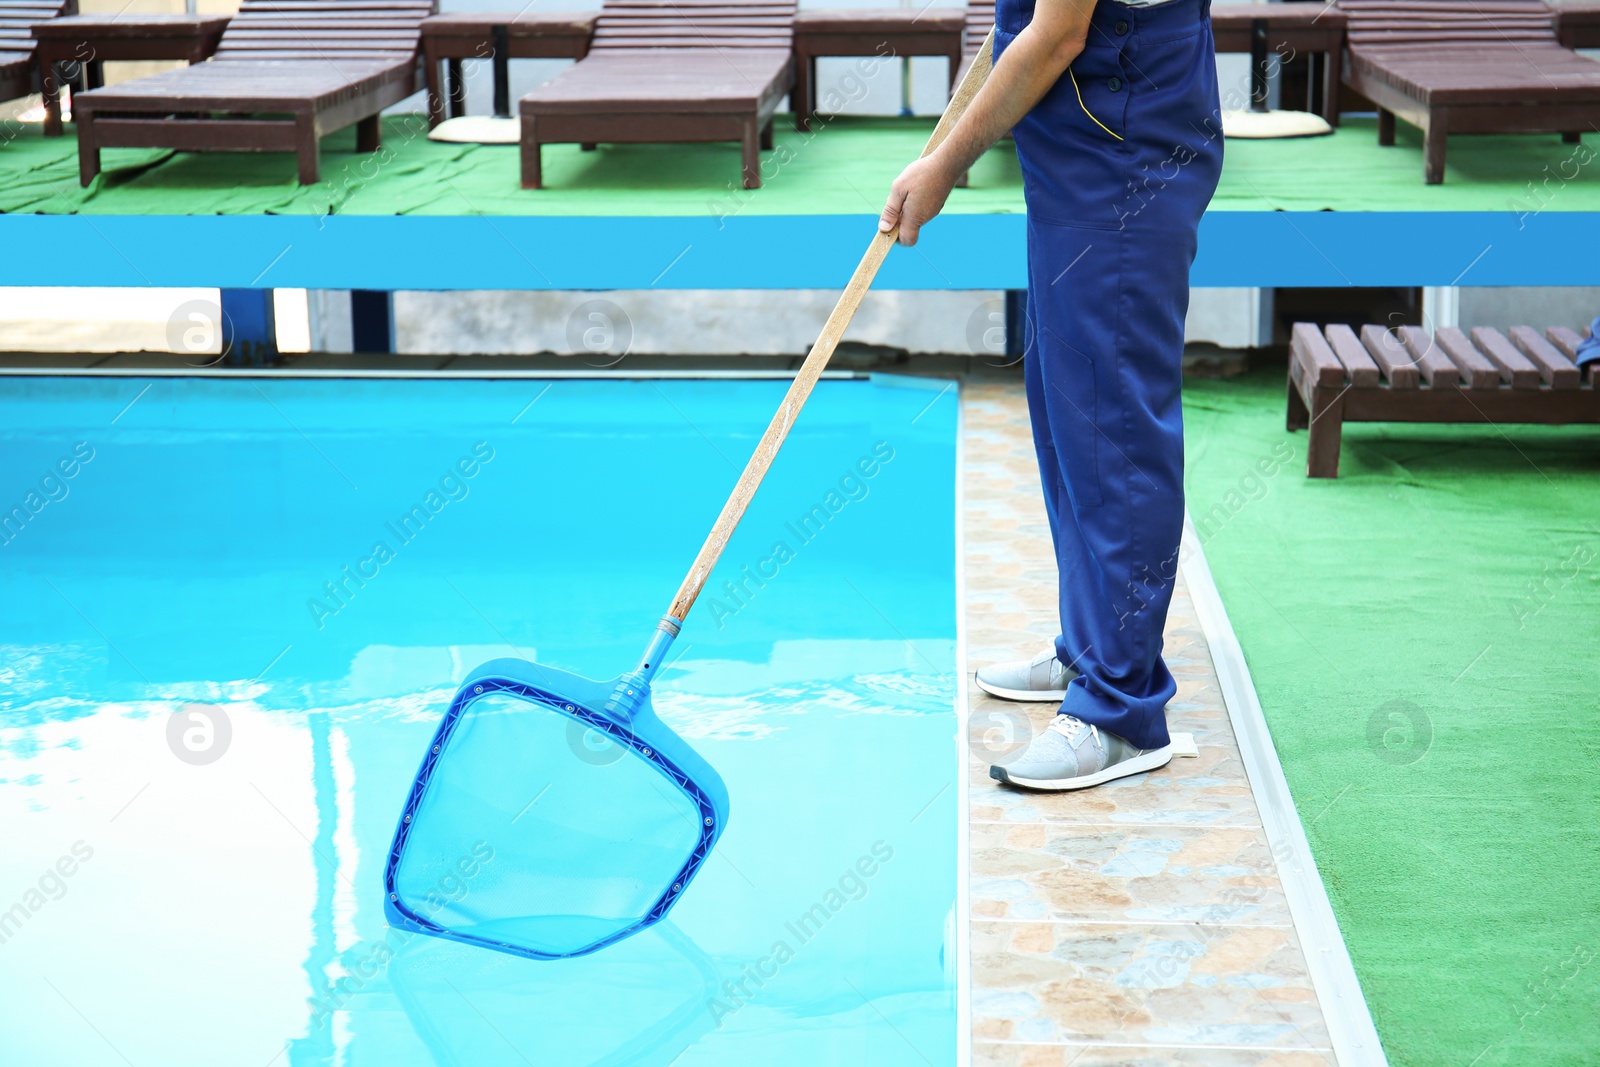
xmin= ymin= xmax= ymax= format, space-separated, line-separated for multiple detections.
xmin=759 ymin=118 xmax=773 ymax=151
xmin=1305 ymin=384 xmax=1344 ymax=478
xmin=77 ymin=111 xmax=99 ymax=186
xmin=1377 ymin=107 xmax=1394 ymax=146
xmin=1423 ymin=110 xmax=1447 ymax=185
xmin=741 ymin=118 xmax=761 ymax=189
xmin=357 ymin=114 xmax=381 ymax=154
xmin=521 ymin=117 xmax=543 ymax=189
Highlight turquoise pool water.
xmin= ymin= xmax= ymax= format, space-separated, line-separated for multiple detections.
xmin=0 ymin=375 xmax=959 ymax=1067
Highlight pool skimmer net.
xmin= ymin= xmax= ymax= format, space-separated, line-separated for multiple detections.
xmin=384 ymin=31 xmax=996 ymax=960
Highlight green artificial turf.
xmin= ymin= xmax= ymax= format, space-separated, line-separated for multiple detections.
xmin=0 ymin=112 xmax=1596 ymax=215
xmin=1182 ymin=368 xmax=1600 ymax=1067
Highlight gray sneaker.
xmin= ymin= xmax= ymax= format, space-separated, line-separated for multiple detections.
xmin=975 ymin=648 xmax=1076 ymax=702
xmin=990 ymin=714 xmax=1172 ymax=791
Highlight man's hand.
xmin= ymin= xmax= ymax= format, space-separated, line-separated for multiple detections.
xmin=875 ymin=0 xmax=1095 ymax=248
xmin=879 ymin=153 xmax=961 ymax=247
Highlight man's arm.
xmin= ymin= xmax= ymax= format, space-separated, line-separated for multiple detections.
xmin=879 ymin=0 xmax=1099 ymax=246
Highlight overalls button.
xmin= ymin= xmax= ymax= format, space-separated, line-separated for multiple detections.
xmin=1115 ymin=19 xmax=1129 ymax=34
xmin=1107 ymin=76 xmax=1122 ymax=92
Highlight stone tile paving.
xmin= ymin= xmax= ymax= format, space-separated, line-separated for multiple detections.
xmin=962 ymin=382 xmax=1335 ymax=1066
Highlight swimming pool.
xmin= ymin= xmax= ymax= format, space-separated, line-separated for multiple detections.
xmin=0 ymin=374 xmax=960 ymax=1066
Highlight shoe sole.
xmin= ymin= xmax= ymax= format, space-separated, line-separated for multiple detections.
xmin=989 ymin=745 xmax=1174 ymax=792
xmin=974 ymin=676 xmax=1068 ymax=703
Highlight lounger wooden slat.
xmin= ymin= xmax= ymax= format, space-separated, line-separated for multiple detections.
xmin=1545 ymin=326 xmax=1599 ymax=385
xmin=1289 ymin=320 xmax=1600 ymax=476
xmin=595 ymin=27 xmax=790 ymax=39
xmin=1359 ymin=324 xmax=1421 ymax=388
xmin=217 ymin=41 xmax=422 ymax=52
xmin=592 ymin=22 xmax=790 ymax=32
xmin=1509 ymin=325 xmax=1582 ymax=389
xmin=1433 ymin=326 xmax=1506 ymax=389
xmin=219 ymin=37 xmax=423 ymax=47
xmin=1292 ymin=323 xmax=1346 ymax=387
xmin=1545 ymin=325 xmax=1583 ymax=360
xmin=595 ymin=20 xmax=792 ymax=31
xmin=590 ymin=38 xmax=783 ymax=50
xmin=236 ymin=1 xmax=430 ymax=8
xmin=228 ymin=8 xmax=431 ymax=15
xmin=1470 ymin=326 xmax=1544 ymax=390
xmin=602 ymin=0 xmax=783 ymax=6
xmin=1398 ymin=323 xmax=1463 ymax=386
xmin=223 ymin=22 xmax=428 ymax=33
xmin=595 ymin=22 xmax=787 ymax=31
xmin=207 ymin=49 xmax=417 ymax=61
xmin=595 ymin=6 xmax=791 ymax=17
xmin=1324 ymin=324 xmax=1383 ymax=387
xmin=220 ymin=17 xmax=424 ymax=23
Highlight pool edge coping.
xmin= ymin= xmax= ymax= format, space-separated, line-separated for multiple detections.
xmin=1179 ymin=517 xmax=1390 ymax=1067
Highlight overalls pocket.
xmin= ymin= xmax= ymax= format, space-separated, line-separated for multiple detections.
xmin=1064 ymin=47 xmax=1130 ymax=144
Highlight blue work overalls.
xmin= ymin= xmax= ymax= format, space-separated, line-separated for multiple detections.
xmin=997 ymin=0 xmax=1223 ymax=749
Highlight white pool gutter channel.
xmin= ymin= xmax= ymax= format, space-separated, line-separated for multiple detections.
xmin=1179 ymin=518 xmax=1390 ymax=1067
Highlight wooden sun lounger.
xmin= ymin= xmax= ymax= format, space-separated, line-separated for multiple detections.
xmin=519 ymin=0 xmax=796 ymax=190
xmin=1 ymin=0 xmax=75 ymax=105
xmin=74 ymin=0 xmax=434 ymax=187
xmin=956 ymin=0 xmax=992 ymax=84
xmin=1340 ymin=0 xmax=1600 ymax=183
xmin=953 ymin=0 xmax=994 ymax=187
xmin=1287 ymin=321 xmax=1600 ymax=477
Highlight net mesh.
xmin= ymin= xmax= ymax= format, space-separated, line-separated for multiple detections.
xmin=391 ymin=689 xmax=705 ymax=959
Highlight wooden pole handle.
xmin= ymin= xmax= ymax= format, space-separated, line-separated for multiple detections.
xmin=666 ymin=31 xmax=996 ymax=623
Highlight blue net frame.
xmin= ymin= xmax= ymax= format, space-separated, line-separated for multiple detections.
xmin=383 ymin=656 xmax=727 ymax=961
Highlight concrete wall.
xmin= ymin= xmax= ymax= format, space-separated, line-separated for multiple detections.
xmin=394 ymin=289 xmax=1008 ymax=357
xmin=392 ymin=286 xmax=1268 ymax=357
xmin=1457 ymin=287 xmax=1600 ymax=334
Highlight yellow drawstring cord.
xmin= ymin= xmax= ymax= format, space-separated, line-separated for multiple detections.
xmin=1069 ymin=69 xmax=1125 ymax=142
